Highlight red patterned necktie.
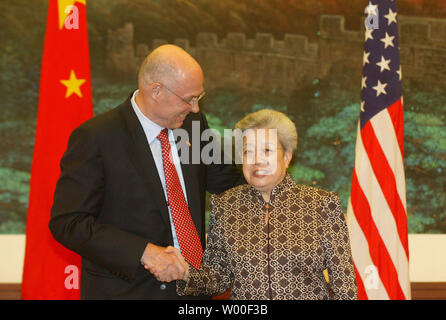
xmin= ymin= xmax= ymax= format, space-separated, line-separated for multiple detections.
xmin=157 ymin=128 xmax=203 ymax=269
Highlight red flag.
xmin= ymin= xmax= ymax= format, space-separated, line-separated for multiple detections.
xmin=22 ymin=0 xmax=93 ymax=299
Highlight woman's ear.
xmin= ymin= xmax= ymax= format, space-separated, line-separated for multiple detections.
xmin=284 ymin=150 xmax=293 ymax=168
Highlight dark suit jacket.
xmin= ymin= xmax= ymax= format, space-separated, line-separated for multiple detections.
xmin=49 ymin=96 xmax=244 ymax=299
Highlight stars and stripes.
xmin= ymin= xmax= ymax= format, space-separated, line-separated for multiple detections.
xmin=346 ymin=0 xmax=410 ymax=300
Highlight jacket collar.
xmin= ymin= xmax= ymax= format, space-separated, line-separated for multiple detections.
xmin=249 ymin=173 xmax=295 ymax=206
xmin=130 ymin=90 xmax=177 ymax=145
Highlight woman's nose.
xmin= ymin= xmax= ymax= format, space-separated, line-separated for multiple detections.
xmin=255 ymin=151 xmax=268 ymax=165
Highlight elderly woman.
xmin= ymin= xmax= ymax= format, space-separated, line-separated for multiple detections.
xmin=170 ymin=109 xmax=357 ymax=300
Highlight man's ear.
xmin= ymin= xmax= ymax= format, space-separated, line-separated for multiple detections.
xmin=149 ymin=83 xmax=162 ymax=100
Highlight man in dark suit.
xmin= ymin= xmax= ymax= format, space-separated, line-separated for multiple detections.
xmin=49 ymin=45 xmax=243 ymax=299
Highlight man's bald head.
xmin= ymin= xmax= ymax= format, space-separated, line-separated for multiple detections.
xmin=138 ymin=44 xmax=202 ymax=90
xmin=135 ymin=44 xmax=204 ymax=129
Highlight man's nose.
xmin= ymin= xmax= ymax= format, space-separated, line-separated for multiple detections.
xmin=190 ymin=100 xmax=200 ymax=113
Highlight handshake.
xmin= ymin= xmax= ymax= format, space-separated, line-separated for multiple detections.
xmin=140 ymin=243 xmax=189 ymax=282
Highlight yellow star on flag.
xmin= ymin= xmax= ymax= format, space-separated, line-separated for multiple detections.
xmin=60 ymin=70 xmax=86 ymax=98
xmin=58 ymin=0 xmax=86 ymax=29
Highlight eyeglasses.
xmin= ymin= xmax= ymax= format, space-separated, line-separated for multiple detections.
xmin=160 ymin=83 xmax=206 ymax=106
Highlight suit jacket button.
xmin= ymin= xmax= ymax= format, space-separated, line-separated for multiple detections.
xmin=160 ymin=284 xmax=167 ymax=290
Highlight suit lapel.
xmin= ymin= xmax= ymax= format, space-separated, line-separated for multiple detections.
xmin=120 ymin=99 xmax=205 ymax=240
xmin=181 ymin=162 xmax=201 ymax=235
xmin=176 ymin=115 xmax=203 ymax=239
xmin=119 ymin=99 xmax=172 ymax=229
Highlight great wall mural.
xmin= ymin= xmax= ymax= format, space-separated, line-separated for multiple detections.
xmin=1 ymin=0 xmax=445 ymax=234
xmin=106 ymin=15 xmax=446 ymax=93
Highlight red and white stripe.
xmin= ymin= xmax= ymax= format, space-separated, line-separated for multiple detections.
xmin=347 ymin=99 xmax=411 ymax=300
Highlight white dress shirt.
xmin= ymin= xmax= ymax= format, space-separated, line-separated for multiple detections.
xmin=130 ymin=89 xmax=188 ymax=251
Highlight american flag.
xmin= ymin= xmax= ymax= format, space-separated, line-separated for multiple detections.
xmin=346 ymin=0 xmax=410 ymax=299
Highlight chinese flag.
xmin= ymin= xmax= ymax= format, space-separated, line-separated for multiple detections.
xmin=22 ymin=0 xmax=93 ymax=299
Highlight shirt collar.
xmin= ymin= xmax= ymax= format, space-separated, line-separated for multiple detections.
xmin=131 ymin=90 xmax=175 ymax=144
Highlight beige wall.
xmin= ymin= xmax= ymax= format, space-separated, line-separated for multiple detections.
xmin=0 ymin=234 xmax=445 ymax=283
xmin=0 ymin=235 xmax=25 ymax=283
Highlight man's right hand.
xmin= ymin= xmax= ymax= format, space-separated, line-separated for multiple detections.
xmin=140 ymin=243 xmax=187 ymax=282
